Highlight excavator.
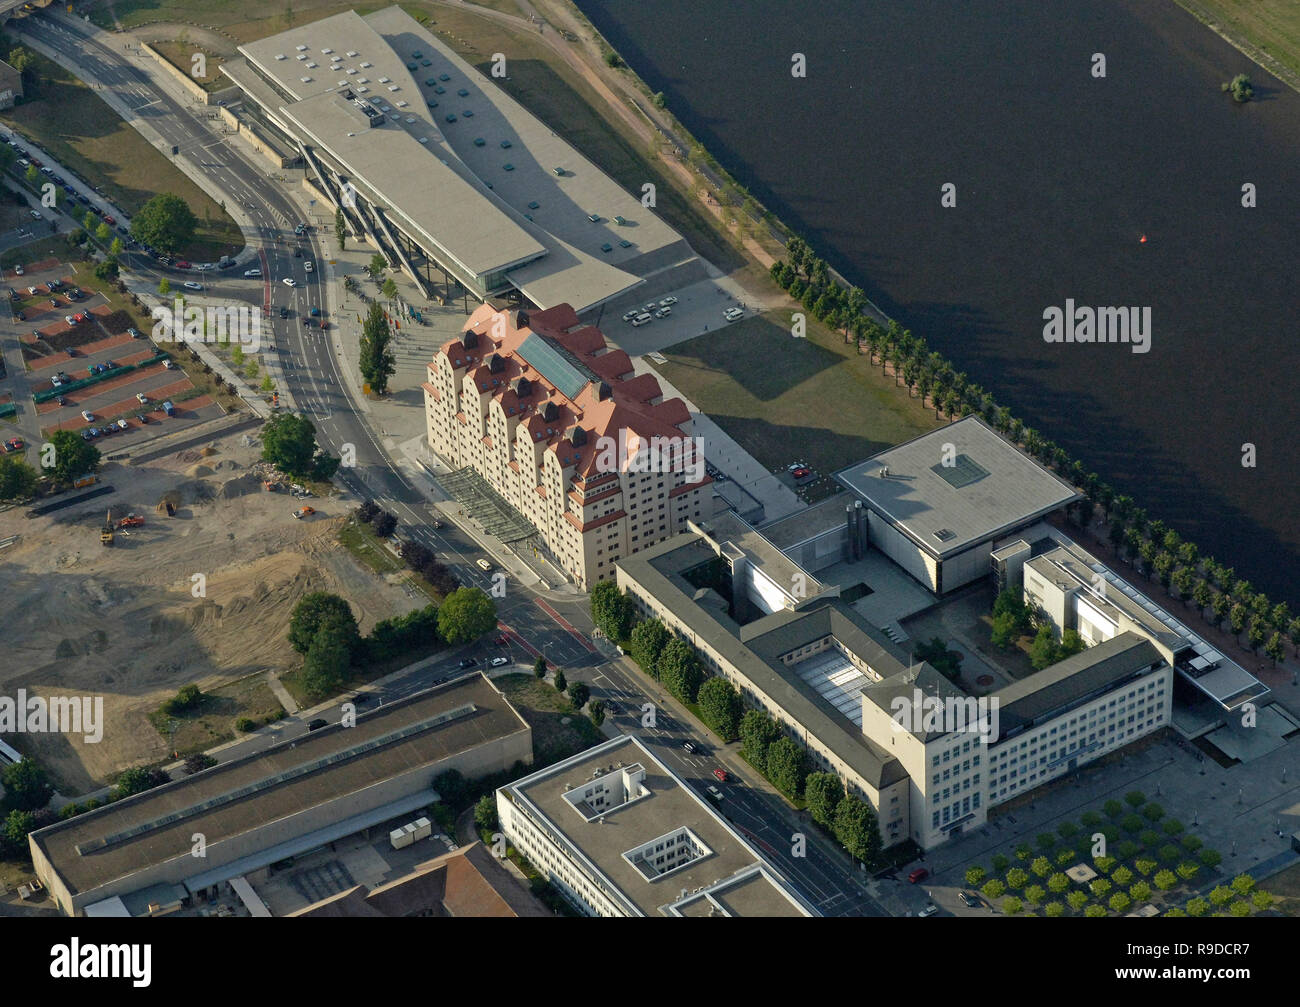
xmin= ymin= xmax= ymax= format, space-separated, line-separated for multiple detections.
xmin=100 ymin=509 xmax=114 ymax=547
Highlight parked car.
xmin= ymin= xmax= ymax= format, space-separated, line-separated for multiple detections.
xmin=306 ymin=718 xmax=328 ymax=731
xmin=630 ymin=312 xmax=652 ymax=327
xmin=654 ymin=306 xmax=671 ymax=319
xmin=127 ymin=327 xmax=142 ymax=339
xmin=56 ymin=396 xmax=67 ymax=406
xmin=457 ymin=658 xmax=476 ymax=669
xmin=244 ymin=268 xmax=262 ymax=278
xmin=174 ymin=260 xmax=191 ymax=270
xmin=475 ymin=558 xmax=492 ymax=571
xmin=659 ymin=296 xmax=678 ymax=307
xmin=489 ymin=656 xmax=509 ymax=667
xmin=682 ymin=740 xmax=697 ymax=754
xmin=80 ymin=410 xmax=94 ymax=422
xmin=293 ymin=506 xmax=316 ymax=519
xmin=136 ymin=413 xmax=149 ymax=424
xmin=182 ymin=281 xmax=203 ymax=291
xmin=136 ymin=392 xmax=149 ymax=404
xmin=3 ymin=437 xmax=23 ymax=453
xmin=958 ymin=891 xmax=981 ymax=908
xmin=907 ymin=868 xmax=930 ymax=884
xmin=705 ymin=785 xmax=724 ymax=803
xmin=282 ymin=277 xmax=296 ymax=287
xmin=919 ymin=904 xmax=939 ymax=917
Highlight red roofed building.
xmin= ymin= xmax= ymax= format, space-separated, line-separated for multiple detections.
xmin=424 ymin=304 xmax=711 ymax=589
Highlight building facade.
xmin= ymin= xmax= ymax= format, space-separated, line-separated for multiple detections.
xmin=424 ymin=303 xmax=710 ymax=589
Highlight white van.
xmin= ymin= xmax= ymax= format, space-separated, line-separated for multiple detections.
xmin=303 ymin=260 xmax=314 ymax=273
xmin=630 ymin=312 xmax=652 ymax=327
xmin=243 ymin=268 xmax=262 ymax=278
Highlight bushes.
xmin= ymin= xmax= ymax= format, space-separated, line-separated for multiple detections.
xmin=364 ymin=605 xmax=440 ymax=662
xmin=235 ymin=717 xmax=256 ymax=733
xmin=163 ymin=683 xmax=203 ymax=716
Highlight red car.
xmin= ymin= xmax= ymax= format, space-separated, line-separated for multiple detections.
xmin=908 ymin=867 xmax=930 ymax=884
xmin=792 ymin=467 xmax=811 ymax=480
xmin=494 ymin=634 xmax=509 ymax=645
xmin=103 ymin=215 xmax=116 ymax=225
xmin=4 ymin=437 xmax=23 ymax=453
xmin=712 ymin=768 xmax=729 ymax=783
xmin=174 ymin=260 xmax=192 ymax=270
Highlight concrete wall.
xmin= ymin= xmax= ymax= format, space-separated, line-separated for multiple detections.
xmin=141 ymin=42 xmax=240 ymax=107
xmin=868 ymin=515 xmax=937 ymax=593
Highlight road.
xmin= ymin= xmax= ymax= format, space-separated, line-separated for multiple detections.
xmin=19 ymin=12 xmax=882 ymax=917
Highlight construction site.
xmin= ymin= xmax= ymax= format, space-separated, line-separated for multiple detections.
xmin=0 ymin=424 xmax=423 ymax=795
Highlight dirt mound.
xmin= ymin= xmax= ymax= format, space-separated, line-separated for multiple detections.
xmin=185 ymin=463 xmax=214 ymax=479
xmin=217 ymin=473 xmax=262 ymax=499
xmin=200 ymin=446 xmax=217 ymax=457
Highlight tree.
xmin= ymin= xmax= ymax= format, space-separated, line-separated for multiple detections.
xmin=553 ymin=669 xmax=567 ymax=694
xmin=381 ymin=277 xmax=398 ymax=301
xmin=657 ymin=637 xmax=703 ymax=703
xmin=183 ymin=753 xmax=218 ymax=775
xmin=2 ymin=759 xmax=53 ymax=811
xmin=697 ymin=677 xmax=743 ymax=740
xmin=913 ymin=636 xmax=963 ymax=680
xmin=437 ymin=587 xmax=496 ymax=645
xmin=1029 ymin=624 xmax=1058 ymax=670
xmin=334 ymin=208 xmax=346 ymax=250
xmin=474 ymin=794 xmax=497 ymax=833
xmin=765 ymin=737 xmax=807 ymax=797
xmin=589 ymin=700 xmax=605 ymax=727
xmin=1265 ymin=631 xmax=1285 ymax=666
xmin=302 ymin=612 xmax=356 ymax=696
xmin=0 ymin=455 xmax=38 ymax=502
xmin=38 ymin=429 xmax=97 ymax=487
xmin=432 ymin=768 xmax=467 ymax=806
xmin=367 ymin=253 xmax=388 ymax=278
xmin=533 ymin=655 xmax=547 ymax=679
xmin=589 ymin=581 xmax=635 ymax=642
xmin=261 ymin=412 xmax=336 ymax=480
xmin=113 ymin=766 xmax=171 ymax=801
xmin=804 ymin=772 xmax=844 ymax=827
xmin=25 ymin=163 xmax=39 ymax=185
xmin=1221 ymin=73 xmax=1254 ymax=102
xmin=358 ymin=302 xmax=396 ymax=395
xmin=289 ymin=592 xmax=358 ymax=655
xmin=130 ymin=193 xmax=197 ymax=253
xmin=832 ymin=793 xmax=881 ymax=864
xmin=567 ymin=681 xmax=590 ymax=709
xmin=628 ymin=618 xmax=670 ymax=673
xmin=739 ymin=710 xmax=780 ymax=773
xmin=372 ymin=511 xmax=397 ymax=538
xmin=95 ymin=221 xmax=112 ymax=243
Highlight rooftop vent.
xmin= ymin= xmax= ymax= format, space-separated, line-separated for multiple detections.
xmin=933 ymin=528 xmax=956 ymax=542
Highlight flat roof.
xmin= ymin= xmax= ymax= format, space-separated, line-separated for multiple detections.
xmin=618 ymin=534 xmax=908 ymax=790
xmin=232 ymin=6 xmax=684 ymax=311
xmin=31 ymin=675 xmax=528 ymax=898
xmin=834 ymin=418 xmax=1080 ymax=558
xmin=702 ymin=511 xmax=828 ymax=605
xmin=505 ymin=736 xmax=813 ymax=916
xmin=994 ymin=632 xmax=1165 ymax=734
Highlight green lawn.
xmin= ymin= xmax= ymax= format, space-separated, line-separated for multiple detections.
xmin=146 ymin=674 xmax=285 ymax=755
xmin=0 ymin=54 xmax=241 ymax=262
xmin=495 ymin=672 xmax=601 ymax=764
xmin=1179 ymin=0 xmax=1300 ymax=82
xmin=654 ymin=311 xmax=941 ymax=481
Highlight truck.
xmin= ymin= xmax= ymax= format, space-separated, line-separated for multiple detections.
xmin=116 ymin=514 xmax=144 ymax=529
xmin=72 ymin=474 xmax=97 ymax=488
xmin=161 ymin=400 xmax=175 ymax=417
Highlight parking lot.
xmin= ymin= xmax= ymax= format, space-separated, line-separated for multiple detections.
xmin=8 ymin=258 xmax=223 ymax=448
xmin=598 ymin=276 xmax=755 ymax=357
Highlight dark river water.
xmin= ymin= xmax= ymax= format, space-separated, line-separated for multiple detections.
xmin=576 ymin=0 xmax=1300 ymax=604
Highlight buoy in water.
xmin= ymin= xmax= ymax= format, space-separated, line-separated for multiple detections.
xmin=1139 ymin=234 xmax=1148 ymax=243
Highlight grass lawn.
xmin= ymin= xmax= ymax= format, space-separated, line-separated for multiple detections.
xmin=0 ymin=55 xmax=240 ymax=263
xmin=1179 ymin=0 xmax=1300 ymax=80
xmin=150 ymin=40 xmax=231 ymax=92
xmin=495 ymin=672 xmax=601 ymax=764
xmin=655 ymin=310 xmax=941 ymax=482
xmin=146 ymin=674 xmax=285 ymax=755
